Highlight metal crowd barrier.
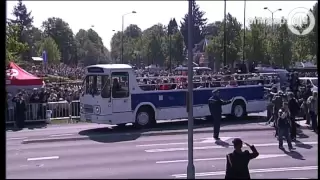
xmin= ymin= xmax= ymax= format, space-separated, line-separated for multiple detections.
xmin=5 ymin=100 xmax=80 ymax=124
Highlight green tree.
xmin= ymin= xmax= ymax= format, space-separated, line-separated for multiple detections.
xmin=224 ymin=13 xmax=242 ymax=69
xmin=42 ymin=17 xmax=77 ymax=65
xmin=142 ymin=24 xmax=166 ymax=66
xmin=308 ymin=2 xmax=318 ymax=63
xmin=270 ymin=19 xmax=292 ymax=68
xmin=206 ymin=35 xmax=223 ymax=72
xmin=75 ymin=28 xmax=111 ymax=65
xmin=205 ymin=21 xmax=222 ymax=37
xmin=10 ymin=0 xmax=34 ymax=61
xmin=6 ymin=22 xmax=28 ymax=64
xmin=245 ymin=18 xmax=268 ymax=66
xmin=110 ymin=24 xmax=142 ymax=64
xmin=171 ymin=32 xmax=185 ymax=66
xmin=36 ymin=37 xmax=61 ymax=64
xmin=180 ymin=1 xmax=207 ymax=47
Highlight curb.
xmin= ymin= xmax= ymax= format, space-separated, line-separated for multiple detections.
xmin=22 ymin=136 xmax=90 ymax=144
xmin=22 ymin=124 xmax=309 ymax=144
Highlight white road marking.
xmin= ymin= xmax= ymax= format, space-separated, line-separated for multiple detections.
xmin=7 ymin=137 xmax=27 ymax=140
xmin=137 ymin=136 xmax=238 ymax=147
xmin=145 ymin=141 xmax=317 ymax=153
xmin=200 ymin=137 xmax=238 ymax=143
xmin=27 ymin=156 xmax=59 ymax=161
xmin=172 ymin=166 xmax=318 ymax=178
xmin=50 ymin=133 xmax=74 ymax=137
xmin=156 ymin=154 xmax=287 ymax=164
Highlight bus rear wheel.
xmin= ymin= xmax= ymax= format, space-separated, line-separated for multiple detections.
xmin=231 ymin=100 xmax=247 ymax=120
xmin=134 ymin=106 xmax=155 ymax=128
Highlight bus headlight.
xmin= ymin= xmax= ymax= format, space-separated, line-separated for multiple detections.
xmin=94 ymin=105 xmax=101 ymax=114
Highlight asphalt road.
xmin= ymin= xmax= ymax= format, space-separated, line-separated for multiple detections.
xmin=6 ymin=128 xmax=317 ymax=179
xmin=5 ymin=111 xmax=271 ymax=140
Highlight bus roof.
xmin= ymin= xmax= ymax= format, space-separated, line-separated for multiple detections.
xmin=87 ymin=64 xmax=132 ymax=70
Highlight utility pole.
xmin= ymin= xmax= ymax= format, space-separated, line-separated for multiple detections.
xmin=242 ymin=0 xmax=246 ymax=69
xmin=121 ymin=11 xmax=136 ymax=63
xmin=187 ymin=0 xmax=195 ymax=179
xmin=223 ymin=0 xmax=227 ymax=66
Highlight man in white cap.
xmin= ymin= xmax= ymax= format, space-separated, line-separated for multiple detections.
xmin=208 ymin=89 xmax=233 ymax=140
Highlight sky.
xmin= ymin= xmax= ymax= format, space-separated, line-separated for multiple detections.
xmin=6 ymin=1 xmax=317 ymax=50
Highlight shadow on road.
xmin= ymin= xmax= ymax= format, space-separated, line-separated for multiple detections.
xmin=297 ymin=129 xmax=310 ymax=139
xmin=79 ymin=131 xmax=142 ymax=143
xmin=215 ymin=140 xmax=230 ymax=148
xmin=78 ymin=115 xmax=266 ymax=143
xmin=280 ymin=149 xmax=305 ymax=160
xmin=6 ymin=122 xmax=47 ymax=132
xmin=294 ymin=139 xmax=313 ymax=149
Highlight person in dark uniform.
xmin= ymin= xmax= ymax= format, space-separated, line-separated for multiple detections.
xmin=265 ymin=86 xmax=278 ymax=124
xmin=208 ymin=89 xmax=233 ymax=140
xmin=278 ymin=102 xmax=294 ymax=151
xmin=287 ymin=92 xmax=300 ymax=141
xmin=38 ymin=87 xmax=49 ymax=119
xmin=12 ymin=93 xmax=26 ymax=129
xmin=225 ymin=138 xmax=259 ymax=179
xmin=272 ymin=91 xmax=283 ymax=137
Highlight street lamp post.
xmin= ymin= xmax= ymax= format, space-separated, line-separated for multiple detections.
xmin=121 ymin=11 xmax=136 ymax=64
xmin=187 ymin=0 xmax=195 ymax=179
xmin=243 ymin=0 xmax=246 ymax=68
xmin=223 ymin=0 xmax=227 ymax=66
xmin=263 ymin=7 xmax=282 ymax=33
xmin=264 ymin=7 xmax=282 ymax=67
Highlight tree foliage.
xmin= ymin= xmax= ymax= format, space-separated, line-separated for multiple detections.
xmin=7 ymin=0 xmax=317 ymax=69
xmin=6 ymin=22 xmax=28 ymax=64
xmin=6 ymin=0 xmax=111 ymax=66
xmin=36 ymin=37 xmax=61 ymax=64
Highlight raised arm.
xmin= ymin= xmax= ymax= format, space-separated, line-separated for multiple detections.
xmin=247 ymin=145 xmax=259 ymax=160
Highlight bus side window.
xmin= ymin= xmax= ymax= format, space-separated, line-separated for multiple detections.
xmin=101 ymin=75 xmax=110 ymax=98
xmin=111 ymin=72 xmax=129 ymax=98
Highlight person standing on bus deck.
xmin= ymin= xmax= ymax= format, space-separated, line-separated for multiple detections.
xmin=208 ymin=89 xmax=233 ymax=140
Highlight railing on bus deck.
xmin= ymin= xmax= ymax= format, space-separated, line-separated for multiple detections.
xmin=5 ymin=100 xmax=80 ymax=124
xmin=137 ymin=79 xmax=279 ymax=91
xmin=135 ymin=72 xmax=280 ymax=81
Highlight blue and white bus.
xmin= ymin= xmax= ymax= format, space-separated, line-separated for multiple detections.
xmin=80 ymin=64 xmax=268 ymax=128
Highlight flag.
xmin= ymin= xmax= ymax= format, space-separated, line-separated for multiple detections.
xmin=42 ymin=50 xmax=47 ymax=64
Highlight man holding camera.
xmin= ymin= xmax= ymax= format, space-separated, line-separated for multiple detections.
xmin=278 ymin=102 xmax=294 ymax=151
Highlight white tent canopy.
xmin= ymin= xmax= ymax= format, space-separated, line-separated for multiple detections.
xmin=32 ymin=57 xmax=43 ymax=62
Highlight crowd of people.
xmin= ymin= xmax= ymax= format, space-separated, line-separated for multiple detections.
xmin=24 ymin=63 xmax=85 ymax=80
xmin=5 ymin=62 xmax=318 ymax=129
xmin=265 ymin=72 xmax=318 ymax=148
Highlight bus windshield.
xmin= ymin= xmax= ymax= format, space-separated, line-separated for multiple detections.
xmin=83 ymin=75 xmax=110 ymax=98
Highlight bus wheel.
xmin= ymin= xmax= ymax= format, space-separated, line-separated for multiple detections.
xmin=231 ymin=100 xmax=247 ymax=120
xmin=134 ymin=106 xmax=155 ymax=128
